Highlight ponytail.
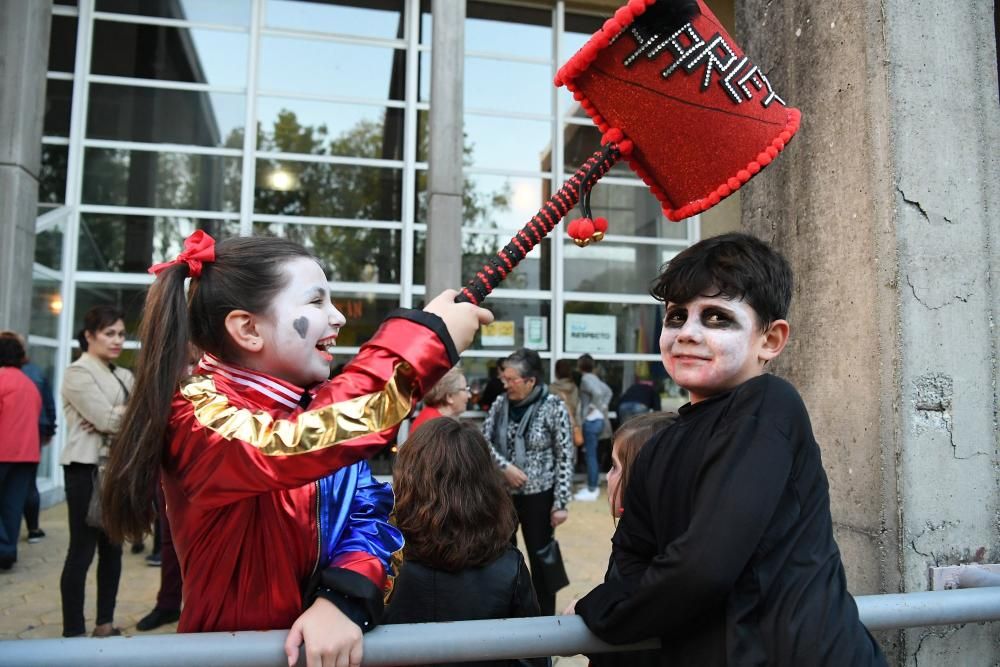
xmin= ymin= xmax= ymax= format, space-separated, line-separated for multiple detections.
xmin=102 ymin=264 xmax=191 ymax=543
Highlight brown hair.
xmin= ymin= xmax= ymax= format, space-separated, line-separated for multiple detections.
xmin=102 ymin=236 xmax=314 ymax=543
xmin=421 ymin=366 xmax=464 ymax=408
xmin=611 ymin=412 xmax=677 ymax=516
xmin=77 ymin=305 xmax=124 ymax=351
xmin=393 ymin=418 xmax=516 ymax=571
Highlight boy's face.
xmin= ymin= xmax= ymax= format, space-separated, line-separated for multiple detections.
xmin=659 ymin=294 xmax=779 ymax=403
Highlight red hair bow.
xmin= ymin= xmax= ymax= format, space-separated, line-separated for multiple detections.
xmin=147 ymin=230 xmax=216 ymax=278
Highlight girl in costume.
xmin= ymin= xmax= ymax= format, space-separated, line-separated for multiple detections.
xmin=385 ymin=418 xmax=547 ymax=667
xmin=101 ymin=232 xmax=490 ymax=667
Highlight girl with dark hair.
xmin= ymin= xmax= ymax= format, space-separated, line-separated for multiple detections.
xmin=59 ymin=305 xmax=131 ymax=637
xmin=100 ymin=231 xmax=490 ymax=666
xmin=0 ymin=336 xmax=42 ymax=571
xmin=386 ymin=418 xmax=547 ymax=667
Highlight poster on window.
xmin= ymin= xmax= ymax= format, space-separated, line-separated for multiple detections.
xmin=565 ymin=314 xmax=616 ymax=354
xmin=480 ymin=321 xmax=516 ymax=347
xmin=523 ymin=316 xmax=548 ymax=350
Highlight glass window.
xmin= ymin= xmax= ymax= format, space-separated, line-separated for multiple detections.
xmin=463 ymin=116 xmax=552 ymax=172
xmin=416 ymin=109 xmax=429 ymax=162
xmin=256 ymin=100 xmax=404 ymax=160
xmin=558 ymin=358 xmax=686 ymax=414
xmin=564 ymin=240 xmax=678 ymax=294
xmin=78 ymin=214 xmax=239 ymax=273
xmin=35 ymin=227 xmax=64 ymax=271
xmin=265 ymin=0 xmax=405 ymax=40
xmin=464 ymin=58 xmax=552 ymax=116
xmin=73 ymin=284 xmax=147 ymax=338
xmin=255 ymin=159 xmax=403 ymax=220
xmin=419 ymin=0 xmax=431 ymax=45
xmin=466 ymin=298 xmax=552 ymax=352
xmin=466 ymin=2 xmax=552 ymax=61
xmin=48 ymin=16 xmax=78 ymax=73
xmin=95 ymin=0 xmax=252 ymax=26
xmin=87 ymin=85 xmax=245 ymax=147
xmin=327 ymin=294 xmax=400 ymax=348
xmin=40 ymin=145 xmax=69 ymax=204
xmin=464 ymin=174 xmax=552 ymax=232
xmin=259 ymin=36 xmax=405 ymax=101
xmin=413 ymin=231 xmax=551 ymax=292
xmin=419 ymin=51 xmax=430 ymax=102
xmin=82 ymin=148 xmax=242 ymax=211
xmin=43 ymin=79 xmax=73 ymax=137
xmin=253 ymin=222 xmax=401 ymax=284
xmin=561 ymin=13 xmax=603 ymax=62
xmin=31 ymin=273 xmax=63 ymax=339
xmin=563 ymin=122 xmax=634 ymax=178
xmin=563 ymin=300 xmax=663 ymax=356
xmin=91 ymin=22 xmax=249 ymax=88
xmin=583 ymin=181 xmax=689 ymax=240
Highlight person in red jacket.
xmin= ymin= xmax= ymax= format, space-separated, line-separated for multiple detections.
xmin=0 ymin=336 xmax=42 ymax=570
xmin=100 ymin=232 xmax=491 ymax=667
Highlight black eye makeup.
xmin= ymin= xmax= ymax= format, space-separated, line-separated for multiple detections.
xmin=701 ymin=307 xmax=738 ymax=328
xmin=664 ymin=306 xmax=687 ymax=328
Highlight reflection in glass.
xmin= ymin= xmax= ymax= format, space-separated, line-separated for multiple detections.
xmin=259 ymin=37 xmax=405 ymax=101
xmin=96 ymin=0 xmax=251 ymax=25
xmin=253 ymin=223 xmax=400 ymax=284
xmin=466 ymin=299 xmax=552 ymax=352
xmin=44 ymin=79 xmax=73 ymax=137
xmin=78 ymin=215 xmax=239 ymax=273
xmin=464 ymin=58 xmax=551 ymax=116
xmin=563 ymin=123 xmax=633 ymax=178
xmin=464 ymin=116 xmax=552 ymax=172
xmin=564 ymin=240 xmax=674 ymax=294
xmin=420 ymin=1 xmax=431 ymax=44
xmin=256 ymin=102 xmax=404 ymax=160
xmin=564 ymin=301 xmax=663 ymax=357
xmin=326 ymin=294 xmax=400 ymax=348
xmin=74 ymin=284 xmax=147 ymax=339
xmin=48 ymin=16 xmax=77 ymax=73
xmin=466 ymin=2 xmax=551 ymax=60
xmin=414 ymin=231 xmax=550 ymax=291
xmin=265 ymin=0 xmax=404 ymax=40
xmin=31 ymin=274 xmax=63 ymax=339
xmin=419 ymin=51 xmax=430 ymax=102
xmin=88 ymin=85 xmax=245 ymax=148
xmin=40 ymin=145 xmax=69 ymax=204
xmin=465 ymin=174 xmax=549 ymax=232
xmin=82 ymin=148 xmax=242 ymax=211
xmin=35 ymin=228 xmax=65 ymax=271
xmin=92 ymin=22 xmax=249 ymax=88
xmin=416 ymin=109 xmax=429 ymax=162
xmin=580 ymin=182 xmax=687 ymax=240
xmin=255 ymin=160 xmax=402 ymax=221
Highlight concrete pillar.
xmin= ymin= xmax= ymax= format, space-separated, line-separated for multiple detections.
xmin=0 ymin=0 xmax=52 ymax=335
xmin=736 ymin=0 xmax=999 ymax=664
xmin=425 ymin=0 xmax=465 ymax=298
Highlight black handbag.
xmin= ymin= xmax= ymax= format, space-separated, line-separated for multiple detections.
xmin=534 ymin=539 xmax=569 ymax=593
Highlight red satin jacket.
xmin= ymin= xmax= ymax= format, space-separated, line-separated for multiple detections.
xmin=162 ymin=311 xmax=456 ymax=633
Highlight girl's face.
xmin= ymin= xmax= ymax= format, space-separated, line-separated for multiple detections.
xmin=607 ymin=439 xmax=625 ymax=517
xmin=255 ymin=257 xmax=346 ymax=387
xmin=85 ymin=319 xmax=126 ymax=364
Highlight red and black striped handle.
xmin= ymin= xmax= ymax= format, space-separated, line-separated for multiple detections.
xmin=455 ymin=144 xmax=622 ymax=305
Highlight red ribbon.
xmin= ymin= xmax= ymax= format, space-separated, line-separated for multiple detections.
xmin=147 ymin=230 xmax=216 ymax=278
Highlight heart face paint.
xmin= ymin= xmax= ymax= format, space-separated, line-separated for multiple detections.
xmin=293 ymin=316 xmax=309 ymax=340
xmin=659 ymin=295 xmax=767 ymax=403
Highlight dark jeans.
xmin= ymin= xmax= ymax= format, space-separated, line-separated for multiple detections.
xmin=60 ymin=463 xmax=122 ymax=636
xmin=22 ymin=462 xmax=40 ymax=531
xmin=0 ymin=462 xmax=34 ymax=564
xmin=582 ymin=419 xmax=604 ymax=491
xmin=155 ymin=478 xmax=182 ymax=611
xmin=511 ymin=489 xmax=556 ymax=616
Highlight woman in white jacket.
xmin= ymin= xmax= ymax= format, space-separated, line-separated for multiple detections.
xmin=59 ymin=305 xmax=133 ymax=638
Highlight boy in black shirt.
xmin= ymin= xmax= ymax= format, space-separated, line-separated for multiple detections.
xmin=574 ymin=233 xmax=886 ymax=666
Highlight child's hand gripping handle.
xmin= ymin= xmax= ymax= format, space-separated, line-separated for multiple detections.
xmin=455 ymin=145 xmax=623 ymax=305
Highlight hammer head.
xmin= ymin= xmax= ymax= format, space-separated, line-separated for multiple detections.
xmin=556 ymin=0 xmax=800 ymax=222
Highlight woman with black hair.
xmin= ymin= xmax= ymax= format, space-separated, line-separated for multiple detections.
xmin=59 ymin=305 xmax=133 ymax=637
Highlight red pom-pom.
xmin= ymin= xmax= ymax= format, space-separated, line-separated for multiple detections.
xmin=628 ymin=0 xmax=647 ymax=15
xmin=603 ymin=18 xmax=622 ymax=34
xmin=708 ymin=192 xmax=721 ymax=206
xmin=737 ymin=169 xmax=752 ymax=182
xmin=554 ymin=74 xmax=564 ymax=87
xmin=617 ymin=139 xmax=634 ymax=156
xmin=772 ymin=138 xmax=785 ymax=151
xmin=567 ymin=219 xmax=580 ymax=238
xmin=614 ymin=7 xmax=634 ymax=26
xmin=603 ymin=128 xmax=624 ymax=144
xmin=727 ymin=177 xmax=741 ymax=191
xmin=766 ymin=145 xmax=779 ymax=158
xmin=757 ymin=151 xmax=773 ymax=166
xmin=779 ymin=131 xmax=792 ymax=143
xmin=577 ymin=218 xmax=595 ymax=238
xmin=593 ymin=217 xmax=609 ymax=233
xmin=717 ymin=184 xmax=732 ymax=198
xmin=573 ymin=90 xmax=585 ymax=101
xmin=748 ymin=161 xmax=761 ymax=174
xmin=593 ymin=32 xmax=610 ymax=49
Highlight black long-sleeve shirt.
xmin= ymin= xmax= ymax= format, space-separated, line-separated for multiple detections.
xmin=576 ymin=374 xmax=886 ymax=666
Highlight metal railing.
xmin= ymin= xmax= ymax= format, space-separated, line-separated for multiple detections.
xmin=1 ymin=587 xmax=998 ymax=667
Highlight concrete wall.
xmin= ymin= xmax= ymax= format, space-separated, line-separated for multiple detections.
xmin=736 ymin=0 xmax=999 ymax=664
xmin=0 ymin=0 xmax=52 ymax=335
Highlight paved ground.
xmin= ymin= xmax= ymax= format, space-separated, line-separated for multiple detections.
xmin=0 ymin=487 xmax=616 ymax=664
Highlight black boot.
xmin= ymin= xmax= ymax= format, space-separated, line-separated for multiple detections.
xmin=136 ymin=607 xmax=181 ymax=632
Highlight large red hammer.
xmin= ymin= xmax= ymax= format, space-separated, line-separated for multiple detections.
xmin=456 ymin=0 xmax=800 ymax=305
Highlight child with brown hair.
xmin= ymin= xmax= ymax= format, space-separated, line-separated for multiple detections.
xmin=386 ymin=417 xmax=547 ymax=667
